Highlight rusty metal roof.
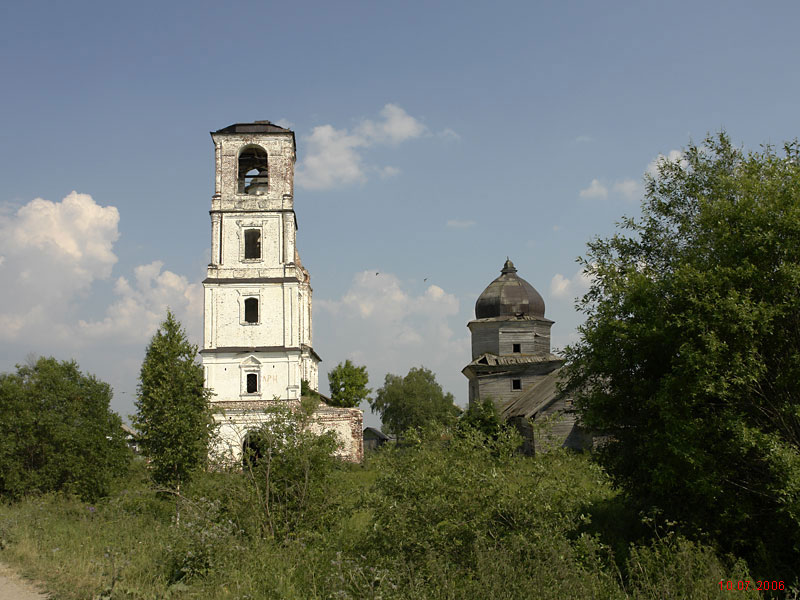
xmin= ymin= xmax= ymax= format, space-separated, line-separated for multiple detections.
xmin=475 ymin=259 xmax=545 ymax=319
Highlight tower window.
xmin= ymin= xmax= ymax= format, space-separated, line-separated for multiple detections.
xmin=244 ymin=229 xmax=261 ymax=259
xmin=237 ymin=146 xmax=268 ymax=195
xmin=246 ymin=373 xmax=258 ymax=394
xmin=512 ymin=379 xmax=522 ymax=391
xmin=244 ymin=297 xmax=259 ymax=323
xmin=512 ymin=343 xmax=521 ymax=353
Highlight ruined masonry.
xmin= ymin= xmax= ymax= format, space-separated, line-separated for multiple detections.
xmin=202 ymin=122 xmax=363 ymax=462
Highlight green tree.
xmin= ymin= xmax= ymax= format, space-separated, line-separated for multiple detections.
xmin=300 ymin=378 xmax=320 ymax=399
xmin=565 ymin=133 xmax=800 ymax=574
xmin=0 ymin=357 xmax=130 ymax=501
xmin=458 ymin=397 xmax=505 ymax=439
xmin=134 ymin=310 xmax=212 ymax=489
xmin=370 ymin=366 xmax=460 ymax=436
xmin=327 ymin=359 xmax=371 ymax=408
xmin=242 ymin=399 xmax=341 ymax=539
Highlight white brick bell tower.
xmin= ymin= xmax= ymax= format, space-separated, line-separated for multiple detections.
xmin=202 ymin=122 xmax=321 ymax=457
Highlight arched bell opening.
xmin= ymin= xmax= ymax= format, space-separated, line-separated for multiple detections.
xmin=237 ymin=145 xmax=269 ymax=195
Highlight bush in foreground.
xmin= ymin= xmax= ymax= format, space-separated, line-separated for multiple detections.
xmin=0 ymin=357 xmax=130 ymax=502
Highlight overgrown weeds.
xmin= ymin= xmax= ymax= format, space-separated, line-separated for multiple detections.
xmin=0 ymin=424 xmax=781 ymax=599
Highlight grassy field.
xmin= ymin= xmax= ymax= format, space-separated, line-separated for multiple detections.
xmin=0 ymin=439 xmax=776 ymax=599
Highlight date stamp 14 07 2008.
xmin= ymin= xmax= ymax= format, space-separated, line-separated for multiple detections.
xmin=720 ymin=581 xmax=784 ymax=592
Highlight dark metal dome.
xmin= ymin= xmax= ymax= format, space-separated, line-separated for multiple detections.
xmin=475 ymin=259 xmax=545 ymax=319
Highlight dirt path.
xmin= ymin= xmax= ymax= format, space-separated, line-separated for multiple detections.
xmin=0 ymin=563 xmax=49 ymax=600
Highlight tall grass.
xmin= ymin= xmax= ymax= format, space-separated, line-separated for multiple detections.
xmin=0 ymin=442 xmax=775 ymax=599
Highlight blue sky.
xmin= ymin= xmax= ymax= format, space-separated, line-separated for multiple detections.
xmin=2 ymin=1 xmax=799 ymax=427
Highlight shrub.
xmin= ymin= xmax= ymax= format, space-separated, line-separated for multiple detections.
xmin=242 ymin=400 xmax=342 ymax=540
xmin=0 ymin=357 xmax=130 ymax=502
xmin=362 ymin=425 xmax=623 ymax=597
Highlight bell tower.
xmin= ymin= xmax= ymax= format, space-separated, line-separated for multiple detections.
xmin=202 ymin=122 xmax=319 ymax=420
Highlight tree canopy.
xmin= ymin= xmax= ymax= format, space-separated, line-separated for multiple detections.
xmin=370 ymin=366 xmax=460 ymax=436
xmin=327 ymin=359 xmax=371 ymax=408
xmin=242 ymin=400 xmax=340 ymax=540
xmin=0 ymin=356 xmax=130 ymax=501
xmin=134 ymin=310 xmax=212 ymax=489
xmin=565 ymin=133 xmax=800 ymax=573
xmin=458 ymin=397 xmax=505 ymax=439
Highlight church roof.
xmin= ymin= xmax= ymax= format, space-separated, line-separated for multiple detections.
xmin=213 ymin=121 xmax=293 ymax=134
xmin=502 ymin=367 xmax=565 ymax=420
xmin=462 ymin=352 xmax=564 ymax=379
xmin=466 ymin=352 xmax=563 ymax=368
xmin=211 ymin=121 xmax=296 ymax=152
xmin=475 ymin=259 xmax=546 ymax=319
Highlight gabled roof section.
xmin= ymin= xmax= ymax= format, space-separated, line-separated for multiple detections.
xmin=502 ymin=367 xmax=565 ymax=420
xmin=363 ymin=427 xmax=390 ymax=440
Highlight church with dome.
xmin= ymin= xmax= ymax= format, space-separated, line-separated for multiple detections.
xmin=462 ymin=259 xmax=591 ymax=453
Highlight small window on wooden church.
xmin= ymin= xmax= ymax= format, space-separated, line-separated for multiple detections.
xmin=244 ymin=297 xmax=258 ymax=323
xmin=513 ymin=343 xmax=521 ymax=353
xmin=512 ymin=379 xmax=522 ymax=390
xmin=244 ymin=229 xmax=261 ymax=259
xmin=246 ymin=373 xmax=258 ymax=393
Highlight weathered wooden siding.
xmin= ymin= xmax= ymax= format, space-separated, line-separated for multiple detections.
xmin=509 ymin=399 xmax=592 ymax=455
xmin=469 ymin=318 xmax=554 ymax=359
xmin=477 ymin=365 xmax=555 ymax=412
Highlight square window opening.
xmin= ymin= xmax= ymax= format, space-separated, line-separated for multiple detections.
xmin=246 ymin=373 xmax=258 ymax=394
xmin=512 ymin=379 xmax=522 ymax=391
xmin=512 ymin=343 xmax=521 ymax=353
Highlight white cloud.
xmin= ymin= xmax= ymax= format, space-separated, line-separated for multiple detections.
xmin=316 ymin=271 xmax=469 ymax=408
xmin=0 ymin=192 xmax=200 ymax=349
xmin=78 ymin=261 xmax=202 ymax=344
xmin=612 ymin=178 xmax=642 ymax=201
xmin=379 ymin=166 xmax=401 ymax=178
xmin=581 ymin=177 xmax=643 ymax=201
xmin=550 ymin=268 xmax=594 ymax=300
xmin=355 ymin=103 xmax=427 ymax=144
xmin=0 ymin=192 xmax=119 ymax=342
xmin=294 ymin=124 xmax=368 ymax=190
xmin=0 ymin=192 xmax=206 ymax=425
xmin=446 ymin=219 xmax=475 ymax=229
xmin=295 ymin=104 xmax=427 ymax=190
xmin=3 ymin=191 xmax=118 ymax=281
xmin=646 ymin=149 xmax=686 ymax=178
xmin=439 ymin=128 xmax=461 ymax=142
xmin=579 ymin=178 xmax=608 ymax=199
